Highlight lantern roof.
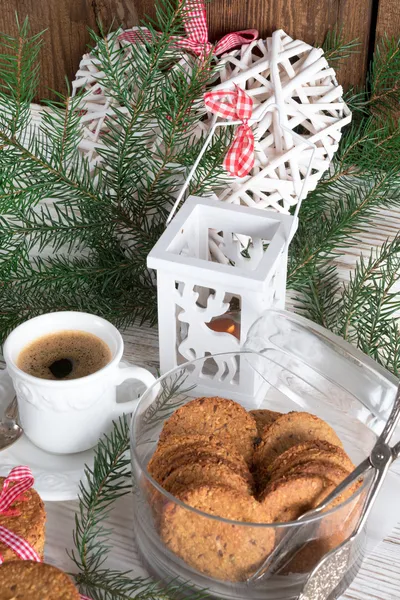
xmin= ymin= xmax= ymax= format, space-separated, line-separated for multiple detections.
xmin=147 ymin=196 xmax=297 ymax=292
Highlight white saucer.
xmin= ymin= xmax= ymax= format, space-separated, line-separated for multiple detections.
xmin=0 ymin=363 xmax=137 ymax=502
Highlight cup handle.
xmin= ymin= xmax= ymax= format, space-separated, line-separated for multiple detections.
xmin=113 ymin=364 xmax=156 ymax=416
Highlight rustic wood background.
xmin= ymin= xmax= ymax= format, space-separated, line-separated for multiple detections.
xmin=0 ymin=0 xmax=398 ymax=100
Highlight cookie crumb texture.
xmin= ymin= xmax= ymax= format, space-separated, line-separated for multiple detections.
xmin=250 ymin=409 xmax=282 ymax=437
xmin=0 ymin=479 xmax=46 ymax=562
xmin=160 ymin=485 xmax=275 ymax=581
xmin=0 ymin=561 xmax=80 ymax=599
xmin=159 ymin=396 xmax=258 ymax=465
xmin=152 ymin=397 xmax=358 ymax=580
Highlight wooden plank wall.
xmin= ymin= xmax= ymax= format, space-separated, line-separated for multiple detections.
xmin=134 ymin=0 xmax=374 ymax=90
xmin=0 ymin=0 xmax=398 ymax=100
xmin=0 ymin=0 xmax=138 ymax=100
xmin=376 ymin=0 xmax=400 ymax=40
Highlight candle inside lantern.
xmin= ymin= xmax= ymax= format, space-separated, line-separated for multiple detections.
xmin=207 ymin=314 xmax=240 ymax=340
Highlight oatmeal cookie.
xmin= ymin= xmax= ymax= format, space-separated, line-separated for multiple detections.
xmin=253 ymin=412 xmax=343 ymax=472
xmin=266 ymin=440 xmax=354 ymax=483
xmin=148 ymin=438 xmax=251 ymax=485
xmin=160 ymin=484 xmax=275 ymax=581
xmin=259 ymin=473 xmax=336 ymax=522
xmin=250 ymin=409 xmax=282 ymax=437
xmin=0 ymin=561 xmax=79 ymax=599
xmin=0 ymin=479 xmax=46 ymax=562
xmin=159 ymin=397 xmax=258 ymax=465
xmin=162 ymin=458 xmax=252 ymax=496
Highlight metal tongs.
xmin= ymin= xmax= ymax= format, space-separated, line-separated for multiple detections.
xmin=247 ymin=383 xmax=400 ymax=600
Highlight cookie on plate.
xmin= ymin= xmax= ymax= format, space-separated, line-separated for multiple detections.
xmin=159 ymin=397 xmax=258 ymax=465
xmin=0 ymin=478 xmax=46 ymax=562
xmin=250 ymin=409 xmax=282 ymax=437
xmin=253 ymin=412 xmax=343 ymax=472
xmin=0 ymin=561 xmax=80 ymax=599
xmin=148 ymin=438 xmax=251 ymax=486
xmin=162 ymin=458 xmax=253 ymax=496
xmin=160 ymin=484 xmax=275 ymax=581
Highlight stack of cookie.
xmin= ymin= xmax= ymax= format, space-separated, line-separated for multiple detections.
xmin=148 ymin=397 xmax=358 ymax=581
xmin=148 ymin=397 xmax=274 ymax=581
xmin=253 ymin=412 xmax=356 ymax=517
xmin=253 ymin=411 xmax=362 ymax=573
xmin=148 ymin=396 xmax=257 ymax=495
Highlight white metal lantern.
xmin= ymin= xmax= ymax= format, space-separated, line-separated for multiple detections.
xmin=147 ymin=85 xmax=317 ymax=400
xmin=147 ymin=196 xmax=297 ymax=401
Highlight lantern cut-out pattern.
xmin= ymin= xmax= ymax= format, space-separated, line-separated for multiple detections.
xmin=147 ymin=196 xmax=297 ymax=400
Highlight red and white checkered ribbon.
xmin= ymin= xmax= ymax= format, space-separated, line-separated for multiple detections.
xmin=0 ymin=466 xmax=40 ymax=563
xmin=119 ymin=0 xmax=258 ymax=59
xmin=0 ymin=466 xmax=34 ymax=516
xmin=0 ymin=467 xmax=91 ymax=599
xmin=0 ymin=524 xmax=41 ymax=562
xmin=204 ymin=85 xmax=255 ymax=178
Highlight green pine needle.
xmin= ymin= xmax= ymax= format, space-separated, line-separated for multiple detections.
xmin=71 ymin=417 xmax=212 ymax=600
xmin=0 ymin=5 xmax=230 ymax=340
xmin=288 ymin=33 xmax=400 ymax=374
xmin=0 ymin=5 xmax=399 ymax=377
xmin=322 ymin=27 xmax=360 ymax=67
xmin=0 ymin=11 xmax=398 ymax=596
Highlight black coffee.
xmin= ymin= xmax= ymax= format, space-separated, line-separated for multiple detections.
xmin=17 ymin=330 xmax=112 ymax=380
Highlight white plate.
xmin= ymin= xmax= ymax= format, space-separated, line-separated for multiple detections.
xmin=0 ymin=363 xmax=137 ymax=502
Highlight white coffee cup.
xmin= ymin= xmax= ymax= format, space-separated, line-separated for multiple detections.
xmin=3 ymin=311 xmax=156 ymax=454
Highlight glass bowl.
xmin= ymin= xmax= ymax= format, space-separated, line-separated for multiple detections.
xmin=130 ymin=311 xmax=398 ymax=600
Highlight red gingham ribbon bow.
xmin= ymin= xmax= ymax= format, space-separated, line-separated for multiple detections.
xmin=204 ymin=85 xmax=255 ymax=178
xmin=0 ymin=466 xmax=34 ymax=516
xmin=119 ymin=1 xmax=258 ymax=59
xmin=0 ymin=466 xmax=41 ymax=563
xmin=0 ymin=467 xmax=90 ymax=600
xmin=0 ymin=525 xmax=41 ymax=562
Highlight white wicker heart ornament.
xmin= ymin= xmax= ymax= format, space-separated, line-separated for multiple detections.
xmin=209 ymin=29 xmax=352 ymax=213
xmin=70 ymin=4 xmax=258 ymax=172
xmin=71 ymin=29 xmax=200 ymax=170
xmin=71 ymin=27 xmax=350 ymax=213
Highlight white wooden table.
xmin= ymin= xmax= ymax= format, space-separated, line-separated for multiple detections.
xmin=38 ymin=321 xmax=400 ymax=600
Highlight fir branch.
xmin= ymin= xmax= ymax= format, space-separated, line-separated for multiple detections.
xmin=40 ymin=90 xmax=86 ymax=171
xmin=288 ymin=172 xmax=400 ymax=287
xmin=292 ymin=237 xmax=400 ymax=377
xmin=369 ymin=37 xmax=400 ymax=111
xmin=347 ymin=37 xmax=400 ymax=115
xmin=0 ymin=16 xmax=43 ymax=135
xmin=322 ymin=118 xmax=400 ymax=183
xmin=336 ymin=237 xmax=400 ymax=344
xmin=77 ymin=569 xmax=211 ymax=600
xmin=291 ymin=265 xmax=342 ymax=331
xmin=139 ymin=370 xmax=196 ymax=440
xmin=71 ymin=418 xmax=212 ymax=600
xmin=288 ymin=35 xmax=400 ymax=376
xmin=70 ymin=416 xmax=131 ymax=575
xmin=0 ymin=6 xmax=230 ymax=341
xmin=322 ymin=28 xmax=360 ymax=67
